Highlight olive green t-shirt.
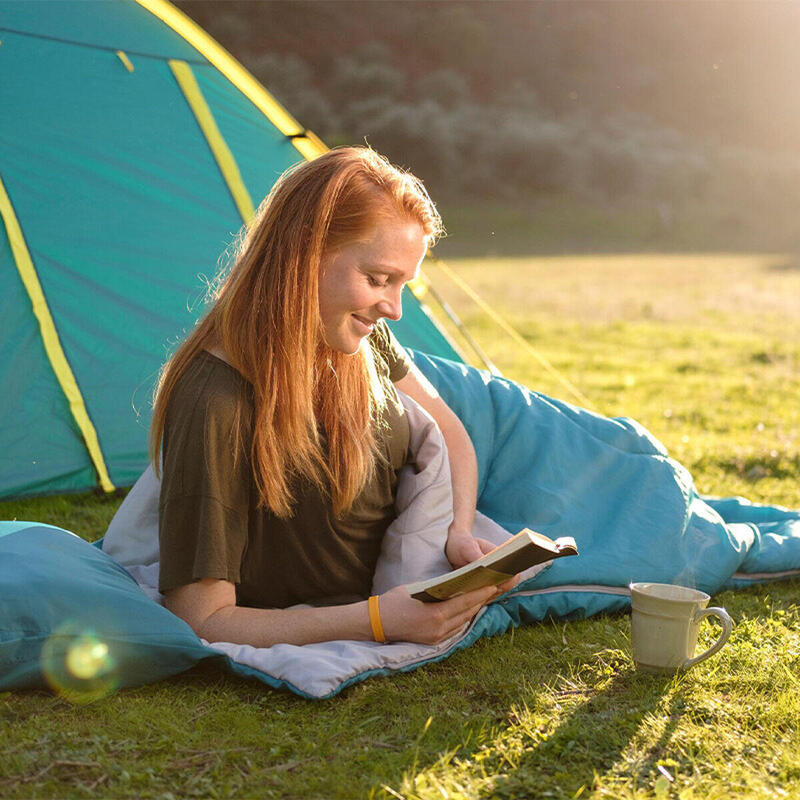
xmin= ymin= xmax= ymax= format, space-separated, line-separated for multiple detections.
xmin=158 ymin=322 xmax=412 ymax=609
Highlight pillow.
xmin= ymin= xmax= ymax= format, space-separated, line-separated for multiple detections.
xmin=0 ymin=522 xmax=213 ymax=699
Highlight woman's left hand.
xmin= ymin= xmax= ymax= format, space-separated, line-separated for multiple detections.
xmin=445 ymin=532 xmax=522 ymax=596
xmin=445 ymin=532 xmax=495 ymax=568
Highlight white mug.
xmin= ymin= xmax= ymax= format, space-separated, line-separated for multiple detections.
xmin=629 ymin=582 xmax=732 ymax=673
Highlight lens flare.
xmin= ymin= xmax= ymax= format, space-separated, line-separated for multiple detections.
xmin=41 ymin=622 xmax=118 ymax=704
xmin=66 ymin=637 xmax=110 ymax=679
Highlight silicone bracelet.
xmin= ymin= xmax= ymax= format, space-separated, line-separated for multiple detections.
xmin=368 ymin=595 xmax=387 ymax=643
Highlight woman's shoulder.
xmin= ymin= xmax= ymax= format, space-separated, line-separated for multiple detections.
xmin=169 ymin=351 xmax=253 ymax=428
xmin=159 ymin=352 xmax=253 ymax=511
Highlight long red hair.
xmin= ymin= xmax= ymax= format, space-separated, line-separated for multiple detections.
xmin=150 ymin=147 xmax=443 ymax=517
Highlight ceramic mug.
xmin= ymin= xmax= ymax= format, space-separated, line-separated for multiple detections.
xmin=629 ymin=582 xmax=732 ymax=673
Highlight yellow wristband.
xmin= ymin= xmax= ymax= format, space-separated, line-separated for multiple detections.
xmin=368 ymin=595 xmax=387 ymax=643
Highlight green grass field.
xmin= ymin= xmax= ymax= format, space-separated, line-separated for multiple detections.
xmin=2 ymin=251 xmax=799 ymax=799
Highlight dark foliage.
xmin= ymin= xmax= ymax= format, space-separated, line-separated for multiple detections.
xmin=173 ymin=1 xmax=800 ymax=245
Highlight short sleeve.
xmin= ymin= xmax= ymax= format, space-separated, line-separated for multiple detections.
xmin=157 ymin=357 xmax=253 ymax=594
xmin=370 ymin=320 xmax=412 ymax=383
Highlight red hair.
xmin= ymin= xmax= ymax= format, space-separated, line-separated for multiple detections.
xmin=150 ymin=147 xmax=443 ymax=516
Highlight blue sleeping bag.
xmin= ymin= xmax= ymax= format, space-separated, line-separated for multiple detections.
xmin=2 ymin=353 xmax=799 ymax=699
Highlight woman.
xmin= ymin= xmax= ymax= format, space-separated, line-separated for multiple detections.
xmin=150 ymin=146 xmax=514 ymax=648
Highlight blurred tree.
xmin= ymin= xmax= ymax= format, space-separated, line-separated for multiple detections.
xmin=329 ymin=44 xmax=404 ymax=107
xmin=173 ymin=0 xmax=800 ymax=247
xmin=176 ymin=0 xmax=800 ymax=154
xmin=247 ymin=52 xmax=339 ymax=134
xmin=416 ymin=69 xmax=471 ymax=110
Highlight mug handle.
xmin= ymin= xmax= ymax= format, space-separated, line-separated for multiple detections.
xmin=682 ymin=607 xmax=733 ymax=669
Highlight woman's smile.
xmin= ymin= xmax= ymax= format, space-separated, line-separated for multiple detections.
xmin=352 ymin=314 xmax=376 ymax=335
xmin=318 ymin=217 xmax=428 ymax=354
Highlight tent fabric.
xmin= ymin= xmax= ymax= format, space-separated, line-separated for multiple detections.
xmin=0 ymin=0 xmax=461 ymax=500
xmin=2 ymin=354 xmax=799 ymax=699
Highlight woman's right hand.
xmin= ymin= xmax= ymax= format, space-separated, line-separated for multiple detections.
xmin=378 ymin=583 xmax=499 ymax=645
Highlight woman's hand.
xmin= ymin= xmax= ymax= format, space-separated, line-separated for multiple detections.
xmin=378 ymin=583 xmax=498 ymax=645
xmin=445 ymin=532 xmax=495 ymax=568
xmin=445 ymin=532 xmax=522 ymax=597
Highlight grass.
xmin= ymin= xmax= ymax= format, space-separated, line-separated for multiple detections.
xmin=427 ymin=252 xmax=800 ymax=510
xmin=2 ymin=249 xmax=799 ymax=798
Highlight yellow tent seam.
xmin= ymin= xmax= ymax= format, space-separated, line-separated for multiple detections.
xmin=290 ymin=128 xmax=328 ymax=160
xmin=116 ymin=50 xmax=134 ymax=72
xmin=0 ymin=176 xmax=115 ymax=492
xmin=429 ymin=254 xmax=597 ymax=411
xmin=169 ymin=59 xmax=255 ymax=225
xmin=137 ymin=0 xmax=466 ymax=365
xmin=134 ymin=0 xmax=328 ymax=160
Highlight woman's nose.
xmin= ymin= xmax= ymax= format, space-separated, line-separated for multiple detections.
xmin=377 ymin=286 xmax=403 ymax=321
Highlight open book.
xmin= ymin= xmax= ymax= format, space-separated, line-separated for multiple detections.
xmin=407 ymin=528 xmax=578 ymax=602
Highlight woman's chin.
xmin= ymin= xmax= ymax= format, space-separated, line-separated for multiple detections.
xmin=324 ymin=332 xmax=365 ymax=356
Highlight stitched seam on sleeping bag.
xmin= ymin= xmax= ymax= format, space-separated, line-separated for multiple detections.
xmin=508 ymin=584 xmax=632 ymax=597
xmin=731 ymin=569 xmax=800 ymax=580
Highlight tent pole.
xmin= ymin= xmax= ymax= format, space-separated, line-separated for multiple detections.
xmin=423 ymin=282 xmax=502 ymax=376
xmin=428 ymin=254 xmax=597 ymax=411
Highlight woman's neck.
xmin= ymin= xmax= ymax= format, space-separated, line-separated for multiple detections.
xmin=205 ymin=345 xmax=232 ymax=366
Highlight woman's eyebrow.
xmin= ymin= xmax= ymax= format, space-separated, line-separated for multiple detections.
xmin=365 ymin=263 xmax=421 ymax=283
xmin=366 ymin=263 xmax=404 ymax=275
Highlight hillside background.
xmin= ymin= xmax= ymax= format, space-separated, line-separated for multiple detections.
xmin=174 ymin=0 xmax=800 ymax=255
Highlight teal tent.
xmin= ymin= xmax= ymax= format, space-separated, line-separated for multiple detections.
xmin=0 ymin=0 xmax=462 ymax=499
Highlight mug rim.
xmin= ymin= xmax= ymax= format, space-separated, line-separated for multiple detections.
xmin=629 ymin=581 xmax=710 ymax=604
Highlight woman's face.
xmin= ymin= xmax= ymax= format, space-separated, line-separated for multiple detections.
xmin=318 ymin=217 xmax=427 ymax=355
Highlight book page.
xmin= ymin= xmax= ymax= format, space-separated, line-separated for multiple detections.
xmin=525 ymin=529 xmax=557 ymax=547
xmin=422 ymin=566 xmax=511 ymax=600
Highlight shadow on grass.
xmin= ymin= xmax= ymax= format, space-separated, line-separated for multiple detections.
xmin=152 ymin=622 xmax=688 ymax=799
xmin=717 ymin=577 xmax=800 ymax=618
xmin=481 ymin=669 xmax=678 ymax=799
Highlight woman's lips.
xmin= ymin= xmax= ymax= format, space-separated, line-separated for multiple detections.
xmin=352 ymin=314 xmax=375 ymax=334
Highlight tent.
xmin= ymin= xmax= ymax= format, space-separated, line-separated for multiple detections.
xmin=0 ymin=0 xmax=462 ymax=500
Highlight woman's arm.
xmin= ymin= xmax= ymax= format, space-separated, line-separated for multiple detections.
xmin=165 ymin=578 xmax=498 ymax=647
xmin=394 ymin=364 xmax=492 ymax=568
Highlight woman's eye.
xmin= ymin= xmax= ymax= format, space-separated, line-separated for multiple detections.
xmin=368 ymin=275 xmax=388 ymax=288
